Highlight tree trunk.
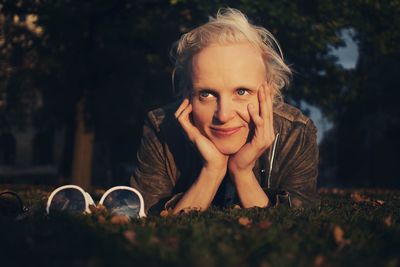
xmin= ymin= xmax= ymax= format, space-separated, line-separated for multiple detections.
xmin=71 ymin=99 xmax=94 ymax=189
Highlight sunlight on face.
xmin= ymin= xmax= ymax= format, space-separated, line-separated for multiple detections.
xmin=191 ymin=43 xmax=266 ymax=155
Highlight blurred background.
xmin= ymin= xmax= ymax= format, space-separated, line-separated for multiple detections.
xmin=0 ymin=0 xmax=399 ymax=189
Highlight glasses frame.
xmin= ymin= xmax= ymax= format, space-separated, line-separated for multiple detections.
xmin=46 ymin=185 xmax=146 ymax=218
xmin=0 ymin=191 xmax=29 ymax=215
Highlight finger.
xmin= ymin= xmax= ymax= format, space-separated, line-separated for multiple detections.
xmin=259 ymin=83 xmax=267 ymax=119
xmin=177 ymin=104 xmax=198 ymax=141
xmin=174 ymin=98 xmax=190 ymax=118
xmin=264 ymin=84 xmax=274 ymax=134
xmin=248 ymin=103 xmax=263 ymax=129
xmin=263 ymin=85 xmax=275 ymax=146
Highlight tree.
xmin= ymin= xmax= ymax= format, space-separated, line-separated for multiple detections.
xmin=4 ymin=0 xmax=374 ymax=185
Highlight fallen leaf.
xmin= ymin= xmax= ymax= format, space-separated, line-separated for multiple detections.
xmin=350 ymin=192 xmax=370 ymax=203
xmin=258 ymin=219 xmax=272 ymax=229
xmin=238 ymin=216 xmax=252 ymax=227
xmin=233 ymin=233 xmax=241 ymax=240
xmin=333 ymin=224 xmax=351 ymax=249
xmin=165 ymin=236 xmax=179 ymax=248
xmin=313 ymin=254 xmax=325 ymax=267
xmin=233 ymin=204 xmax=241 ymax=209
xmin=258 ymin=260 xmax=270 ymax=267
xmin=160 ymin=210 xmax=169 ymax=217
xmin=384 ymin=216 xmax=392 ymax=227
xmin=333 ymin=224 xmax=344 ymax=243
xmin=179 ymin=207 xmax=201 ymax=214
xmin=123 ymin=230 xmax=136 ymax=244
xmin=375 ymin=199 xmax=385 ymax=205
xmin=97 ymin=215 xmax=106 ymax=224
xmin=96 ymin=204 xmax=106 ymax=212
xmin=111 ymin=215 xmax=130 ymax=225
xmin=332 ymin=188 xmax=345 ymax=195
xmin=149 ymin=236 xmax=160 ymax=245
xmin=88 ymin=204 xmax=97 ymax=213
xmin=88 ymin=204 xmax=106 ymax=214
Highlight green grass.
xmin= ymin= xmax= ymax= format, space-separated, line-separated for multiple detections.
xmin=1 ymin=185 xmax=399 ymax=267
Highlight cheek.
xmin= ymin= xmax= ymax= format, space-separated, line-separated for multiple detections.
xmin=237 ymin=98 xmax=260 ymax=123
xmin=191 ymin=101 xmax=214 ymax=128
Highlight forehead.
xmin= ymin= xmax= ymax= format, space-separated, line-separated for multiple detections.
xmin=191 ymin=43 xmax=266 ymax=89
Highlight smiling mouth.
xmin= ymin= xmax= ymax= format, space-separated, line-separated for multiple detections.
xmin=210 ymin=126 xmax=242 ymax=137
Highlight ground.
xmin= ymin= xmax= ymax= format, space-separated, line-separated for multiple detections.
xmin=0 ymin=185 xmax=399 ymax=267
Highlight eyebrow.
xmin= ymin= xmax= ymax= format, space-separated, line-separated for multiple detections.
xmin=193 ymin=84 xmax=259 ymax=92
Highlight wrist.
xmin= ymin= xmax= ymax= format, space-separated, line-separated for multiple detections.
xmin=229 ymin=168 xmax=255 ymax=185
xmin=228 ymin=162 xmax=254 ymax=177
xmin=202 ymin=165 xmax=227 ymax=182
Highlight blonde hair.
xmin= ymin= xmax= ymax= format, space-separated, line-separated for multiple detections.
xmin=171 ymin=8 xmax=292 ymax=102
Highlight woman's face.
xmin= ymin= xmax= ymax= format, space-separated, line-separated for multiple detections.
xmin=191 ymin=43 xmax=266 ymax=155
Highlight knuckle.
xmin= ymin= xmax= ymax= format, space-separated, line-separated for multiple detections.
xmin=255 ymin=118 xmax=263 ymax=126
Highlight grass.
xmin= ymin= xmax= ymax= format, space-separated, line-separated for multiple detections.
xmin=1 ymin=185 xmax=399 ymax=267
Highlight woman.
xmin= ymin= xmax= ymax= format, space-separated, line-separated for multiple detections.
xmin=131 ymin=8 xmax=320 ymax=215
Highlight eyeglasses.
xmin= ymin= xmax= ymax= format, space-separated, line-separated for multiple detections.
xmin=0 ymin=191 xmax=28 ymax=218
xmin=46 ymin=185 xmax=146 ymax=218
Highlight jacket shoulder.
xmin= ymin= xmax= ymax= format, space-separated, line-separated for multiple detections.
xmin=146 ymin=101 xmax=180 ymax=132
xmin=273 ymin=101 xmax=310 ymax=126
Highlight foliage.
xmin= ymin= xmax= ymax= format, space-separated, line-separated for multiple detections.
xmin=0 ymin=186 xmax=399 ymax=267
xmin=1 ymin=0 xmax=400 ymax=186
xmin=0 ymin=0 xmax=348 ymax=183
xmin=320 ymin=0 xmax=400 ymax=187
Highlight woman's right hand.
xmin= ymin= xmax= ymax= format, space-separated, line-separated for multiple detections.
xmin=175 ymin=99 xmax=228 ymax=173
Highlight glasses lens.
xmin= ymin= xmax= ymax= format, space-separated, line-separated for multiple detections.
xmin=102 ymin=190 xmax=141 ymax=218
xmin=49 ymin=188 xmax=86 ymax=214
xmin=0 ymin=192 xmax=23 ymax=216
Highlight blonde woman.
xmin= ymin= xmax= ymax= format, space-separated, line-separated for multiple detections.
xmin=131 ymin=8 xmax=319 ymax=215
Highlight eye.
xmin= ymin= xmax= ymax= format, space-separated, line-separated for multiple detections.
xmin=198 ymin=90 xmax=216 ymax=100
xmin=237 ymin=88 xmax=249 ymax=96
xmin=200 ymin=91 xmax=211 ymax=98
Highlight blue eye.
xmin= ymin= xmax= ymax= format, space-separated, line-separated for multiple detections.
xmin=237 ymin=88 xmax=249 ymax=96
xmin=200 ymin=92 xmax=210 ymax=98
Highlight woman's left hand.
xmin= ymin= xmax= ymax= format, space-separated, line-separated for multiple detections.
xmin=228 ymin=82 xmax=275 ymax=177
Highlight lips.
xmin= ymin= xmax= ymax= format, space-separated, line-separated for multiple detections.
xmin=210 ymin=126 xmax=243 ymax=138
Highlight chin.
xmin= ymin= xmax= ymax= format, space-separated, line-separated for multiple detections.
xmin=213 ymin=142 xmax=244 ymax=155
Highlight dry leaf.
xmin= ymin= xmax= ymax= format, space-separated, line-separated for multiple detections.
xmin=96 ymin=204 xmax=106 ymax=212
xmin=258 ymin=219 xmax=272 ymax=229
xmin=384 ymin=216 xmax=392 ymax=227
xmin=179 ymin=207 xmax=201 ymax=214
xmin=332 ymin=188 xmax=345 ymax=195
xmin=123 ymin=230 xmax=136 ymax=244
xmin=97 ymin=215 xmax=106 ymax=224
xmin=238 ymin=216 xmax=252 ymax=227
xmin=160 ymin=210 xmax=169 ymax=217
xmin=149 ymin=236 xmax=160 ymax=245
xmin=233 ymin=233 xmax=241 ymax=240
xmin=313 ymin=254 xmax=326 ymax=267
xmin=233 ymin=204 xmax=241 ymax=209
xmin=333 ymin=224 xmax=344 ymax=243
xmin=333 ymin=224 xmax=351 ymax=249
xmin=375 ymin=199 xmax=385 ymax=206
xmin=350 ymin=192 xmax=370 ymax=203
xmin=166 ymin=236 xmax=179 ymax=248
xmin=88 ymin=204 xmax=97 ymax=213
xmin=111 ymin=214 xmax=130 ymax=225
xmin=258 ymin=261 xmax=270 ymax=267
xmin=88 ymin=204 xmax=106 ymax=214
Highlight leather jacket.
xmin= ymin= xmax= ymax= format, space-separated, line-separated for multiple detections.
xmin=130 ymin=100 xmax=320 ymax=215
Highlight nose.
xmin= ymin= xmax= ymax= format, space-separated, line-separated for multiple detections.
xmin=213 ymin=98 xmax=235 ymax=124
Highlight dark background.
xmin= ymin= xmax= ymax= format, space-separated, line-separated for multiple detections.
xmin=1 ymin=0 xmax=399 ymax=188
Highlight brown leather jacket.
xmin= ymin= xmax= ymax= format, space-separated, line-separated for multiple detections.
xmin=131 ymin=100 xmax=320 ymax=215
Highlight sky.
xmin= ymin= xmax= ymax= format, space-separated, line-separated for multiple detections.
xmin=306 ymin=28 xmax=359 ymax=144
